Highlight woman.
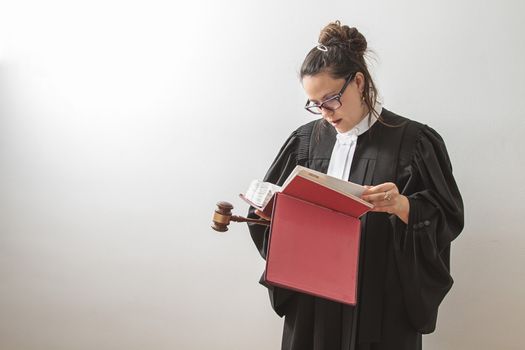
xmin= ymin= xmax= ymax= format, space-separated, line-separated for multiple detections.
xmin=247 ymin=21 xmax=464 ymax=350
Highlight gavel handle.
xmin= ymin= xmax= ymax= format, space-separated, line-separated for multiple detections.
xmin=230 ymin=215 xmax=270 ymax=226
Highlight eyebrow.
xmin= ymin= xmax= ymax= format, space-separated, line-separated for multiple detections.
xmin=310 ymin=91 xmax=338 ymax=104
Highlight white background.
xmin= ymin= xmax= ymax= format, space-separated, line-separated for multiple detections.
xmin=1 ymin=1 xmax=524 ymax=349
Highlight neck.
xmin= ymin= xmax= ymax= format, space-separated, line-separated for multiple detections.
xmin=358 ymin=104 xmax=370 ymax=124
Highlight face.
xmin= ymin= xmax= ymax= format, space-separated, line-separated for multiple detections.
xmin=302 ymin=71 xmax=367 ymax=133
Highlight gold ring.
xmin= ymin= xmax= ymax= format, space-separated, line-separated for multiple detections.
xmin=384 ymin=191 xmax=392 ymax=201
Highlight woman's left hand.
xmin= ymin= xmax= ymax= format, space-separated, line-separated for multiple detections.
xmin=360 ymin=182 xmax=410 ymax=224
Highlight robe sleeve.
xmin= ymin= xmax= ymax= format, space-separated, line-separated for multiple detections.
xmin=247 ymin=129 xmax=301 ymax=259
xmin=391 ymin=125 xmax=464 ymax=333
xmin=247 ymin=121 xmax=317 ymax=317
xmin=245 ymin=128 xmax=307 ymax=317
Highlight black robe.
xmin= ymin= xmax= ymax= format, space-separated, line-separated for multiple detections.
xmin=247 ymin=108 xmax=464 ymax=350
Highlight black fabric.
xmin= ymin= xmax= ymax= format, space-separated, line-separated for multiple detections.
xmin=247 ymin=108 xmax=464 ymax=350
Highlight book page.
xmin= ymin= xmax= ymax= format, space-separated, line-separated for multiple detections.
xmin=242 ymin=180 xmax=282 ymax=208
xmin=282 ymin=165 xmax=369 ymax=202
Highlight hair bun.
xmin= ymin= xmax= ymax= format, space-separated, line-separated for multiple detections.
xmin=318 ymin=20 xmax=367 ymax=56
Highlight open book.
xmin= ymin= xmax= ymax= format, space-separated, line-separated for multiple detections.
xmin=240 ymin=165 xmax=372 ymax=218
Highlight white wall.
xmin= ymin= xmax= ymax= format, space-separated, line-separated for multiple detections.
xmin=1 ymin=1 xmax=524 ymax=349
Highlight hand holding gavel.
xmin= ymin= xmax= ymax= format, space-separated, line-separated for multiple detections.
xmin=211 ymin=201 xmax=270 ymax=232
xmin=254 ymin=209 xmax=271 ymax=221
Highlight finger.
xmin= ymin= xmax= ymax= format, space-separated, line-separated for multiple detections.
xmin=362 ymin=193 xmax=384 ymax=202
xmin=372 ymin=199 xmax=398 ymax=208
xmin=362 ymin=192 xmax=397 ymax=203
xmin=369 ymin=205 xmax=396 ymax=214
xmin=362 ymin=182 xmax=396 ymax=195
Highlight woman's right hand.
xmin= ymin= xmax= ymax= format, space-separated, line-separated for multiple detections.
xmin=254 ymin=209 xmax=271 ymax=221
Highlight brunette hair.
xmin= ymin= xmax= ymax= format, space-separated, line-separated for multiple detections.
xmin=300 ymin=21 xmax=382 ymax=130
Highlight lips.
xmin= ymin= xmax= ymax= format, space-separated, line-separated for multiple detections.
xmin=329 ymin=119 xmax=342 ymax=126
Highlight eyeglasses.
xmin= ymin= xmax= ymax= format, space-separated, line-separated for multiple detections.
xmin=304 ymin=73 xmax=355 ymax=115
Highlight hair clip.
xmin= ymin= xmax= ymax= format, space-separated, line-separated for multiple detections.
xmin=316 ymin=44 xmax=328 ymax=52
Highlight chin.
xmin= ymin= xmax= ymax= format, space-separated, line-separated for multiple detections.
xmin=334 ymin=124 xmax=351 ymax=133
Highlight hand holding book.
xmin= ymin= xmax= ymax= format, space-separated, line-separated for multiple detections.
xmin=243 ymin=167 xmax=410 ymax=224
xmin=254 ymin=208 xmax=271 ymax=221
xmin=361 ymin=183 xmax=410 ymax=224
xmin=254 ymin=192 xmax=408 ymax=223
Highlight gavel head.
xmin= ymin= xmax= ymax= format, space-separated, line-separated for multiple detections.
xmin=211 ymin=201 xmax=234 ymax=232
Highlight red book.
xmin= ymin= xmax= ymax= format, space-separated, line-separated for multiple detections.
xmin=241 ymin=166 xmax=372 ymax=218
xmin=261 ymin=166 xmax=372 ymax=305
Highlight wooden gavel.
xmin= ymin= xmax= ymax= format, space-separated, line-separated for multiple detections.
xmin=211 ymin=201 xmax=270 ymax=232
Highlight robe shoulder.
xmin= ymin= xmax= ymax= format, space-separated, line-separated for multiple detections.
xmin=262 ymin=119 xmax=318 ymax=186
xmin=401 ymin=120 xmax=464 ymax=247
xmin=247 ymin=119 xmax=318 ymax=259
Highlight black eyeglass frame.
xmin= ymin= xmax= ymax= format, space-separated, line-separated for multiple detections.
xmin=304 ymin=73 xmax=356 ymax=115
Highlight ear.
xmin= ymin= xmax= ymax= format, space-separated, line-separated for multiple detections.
xmin=355 ymin=72 xmax=366 ymax=94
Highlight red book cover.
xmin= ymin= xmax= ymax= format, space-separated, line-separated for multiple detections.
xmin=265 ymin=192 xmax=362 ymax=305
xmin=282 ymin=175 xmax=371 ymax=218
